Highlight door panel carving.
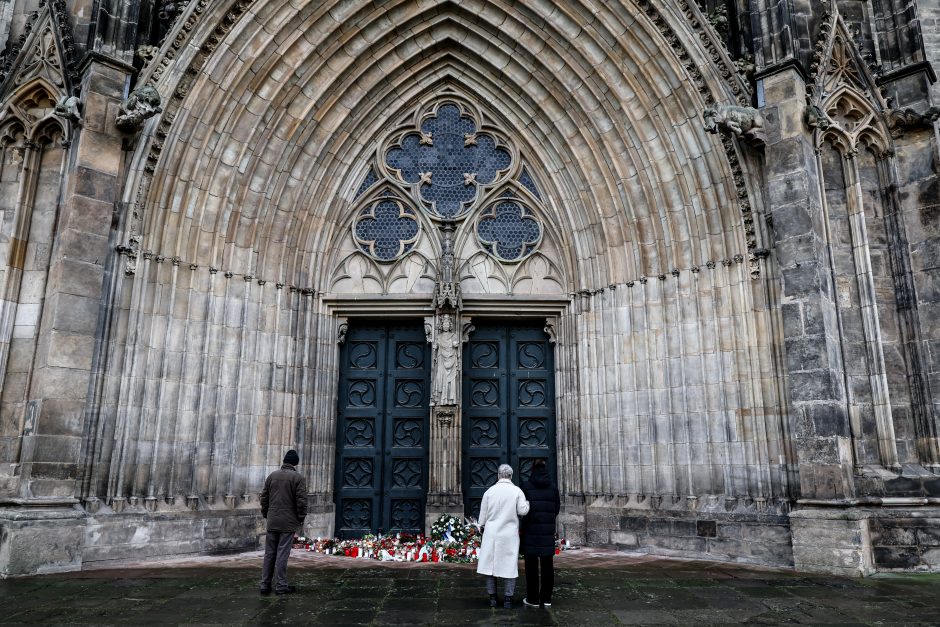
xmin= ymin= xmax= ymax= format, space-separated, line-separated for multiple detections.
xmin=336 ymin=323 xmax=430 ymax=537
xmin=462 ymin=322 xmax=555 ymax=519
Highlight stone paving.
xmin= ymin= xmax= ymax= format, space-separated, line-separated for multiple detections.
xmin=1 ymin=548 xmax=938 ymax=626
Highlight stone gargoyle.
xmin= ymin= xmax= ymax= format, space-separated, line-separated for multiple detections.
xmin=115 ymin=84 xmax=163 ymax=132
xmin=884 ymin=106 xmax=940 ymax=138
xmin=805 ymin=104 xmax=831 ymax=130
xmin=703 ymin=104 xmax=765 ymax=145
xmin=54 ymin=95 xmax=82 ymax=125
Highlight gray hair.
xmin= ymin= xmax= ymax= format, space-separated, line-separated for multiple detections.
xmin=497 ymin=464 xmax=513 ymax=480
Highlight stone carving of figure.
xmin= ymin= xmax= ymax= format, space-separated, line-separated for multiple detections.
xmin=431 ymin=313 xmax=459 ymax=406
xmin=116 ymin=84 xmax=163 ymax=131
xmin=703 ymin=105 xmax=765 ymax=143
xmin=54 ymin=95 xmax=81 ymax=124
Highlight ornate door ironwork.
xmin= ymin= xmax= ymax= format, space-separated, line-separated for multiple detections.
xmin=335 ymin=322 xmax=430 ymax=538
xmin=462 ymin=322 xmax=556 ymax=519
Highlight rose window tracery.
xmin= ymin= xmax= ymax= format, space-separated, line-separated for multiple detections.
xmin=385 ymin=103 xmax=511 ymax=218
xmin=348 ymin=96 xmax=548 ymax=267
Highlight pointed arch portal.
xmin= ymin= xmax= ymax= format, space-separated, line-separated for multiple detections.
xmin=75 ymin=0 xmax=794 ymax=564
xmin=102 ymin=0 xmax=788 ymax=518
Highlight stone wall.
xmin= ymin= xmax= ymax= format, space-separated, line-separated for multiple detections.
xmin=869 ymin=512 xmax=940 ymax=570
xmin=81 ymin=507 xmax=264 ymax=569
xmin=561 ymin=499 xmax=793 ymax=567
xmin=555 ymin=264 xmax=791 ymax=505
xmin=791 ymin=507 xmax=940 ymax=575
xmin=84 ymin=265 xmax=337 ymax=511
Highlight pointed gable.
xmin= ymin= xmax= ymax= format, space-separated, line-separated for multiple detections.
xmin=0 ymin=0 xmax=79 ymax=103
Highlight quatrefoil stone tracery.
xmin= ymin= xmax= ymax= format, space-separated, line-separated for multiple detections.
xmin=476 ymin=199 xmax=542 ymax=262
xmin=349 ymin=98 xmax=550 ymax=265
xmin=353 ymin=198 xmax=420 ymax=262
xmin=385 ymin=103 xmax=511 ymax=218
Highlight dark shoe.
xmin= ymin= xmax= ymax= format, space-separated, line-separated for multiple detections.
xmin=522 ymin=597 xmax=539 ymax=608
xmin=542 ymin=600 xmax=552 ymax=607
xmin=275 ymin=585 xmax=297 ymax=595
xmin=503 ymin=598 xmax=512 ymax=609
xmin=489 ymin=594 xmax=498 ymax=608
xmin=259 ymin=586 xmax=272 ymax=595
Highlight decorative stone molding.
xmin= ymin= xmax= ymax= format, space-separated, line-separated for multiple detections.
xmin=543 ymin=318 xmax=557 ymax=344
xmin=641 ymin=0 xmax=751 ymax=106
xmin=0 ymin=0 xmax=79 ymax=97
xmin=136 ymin=0 xmax=257 ymax=182
xmin=460 ymin=319 xmax=475 ymax=343
xmin=806 ymin=8 xmax=891 ymax=158
xmin=158 ymin=0 xmax=191 ymax=41
xmin=628 ymin=0 xmax=760 ymax=263
xmin=336 ymin=319 xmax=349 ymax=345
xmin=115 ymin=235 xmax=142 ymax=276
xmin=434 ymin=406 xmax=456 ymax=426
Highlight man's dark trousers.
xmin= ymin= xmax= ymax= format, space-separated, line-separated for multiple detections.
xmin=261 ymin=531 xmax=294 ymax=593
xmin=524 ymin=555 xmax=554 ymax=604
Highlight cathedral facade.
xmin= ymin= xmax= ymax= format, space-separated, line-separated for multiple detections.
xmin=0 ymin=0 xmax=939 ymax=576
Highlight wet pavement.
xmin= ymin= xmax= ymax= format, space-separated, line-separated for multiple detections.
xmin=1 ymin=548 xmax=939 ymax=625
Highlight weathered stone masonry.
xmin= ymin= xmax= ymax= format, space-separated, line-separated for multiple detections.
xmin=0 ymin=0 xmax=938 ymax=576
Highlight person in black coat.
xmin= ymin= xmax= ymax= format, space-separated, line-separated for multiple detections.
xmin=520 ymin=459 xmax=560 ymax=607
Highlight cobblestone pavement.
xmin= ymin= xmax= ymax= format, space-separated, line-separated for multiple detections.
xmin=1 ymin=549 xmax=938 ymax=625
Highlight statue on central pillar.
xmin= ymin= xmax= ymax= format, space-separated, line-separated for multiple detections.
xmin=431 ymin=312 xmax=459 ymax=407
xmin=425 ymin=219 xmax=465 ymax=517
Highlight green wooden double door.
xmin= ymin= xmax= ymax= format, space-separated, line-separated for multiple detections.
xmin=335 ymin=320 xmax=555 ymax=537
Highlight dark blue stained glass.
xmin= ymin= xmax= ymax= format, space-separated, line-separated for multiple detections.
xmin=477 ymin=200 xmax=541 ymax=261
xmin=355 ymin=200 xmax=419 ymax=261
xmin=518 ymin=167 xmax=542 ymax=200
xmin=385 ymin=103 xmax=511 ymax=218
xmin=355 ymin=167 xmax=379 ymax=199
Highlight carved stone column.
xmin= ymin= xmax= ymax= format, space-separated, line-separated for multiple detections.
xmin=424 ymin=313 xmax=465 ymax=527
xmin=424 ymin=220 xmax=465 ymax=527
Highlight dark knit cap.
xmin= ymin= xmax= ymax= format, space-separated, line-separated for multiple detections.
xmin=284 ymin=449 xmax=299 ymax=466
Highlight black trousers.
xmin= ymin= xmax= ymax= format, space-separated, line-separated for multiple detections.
xmin=260 ymin=531 xmax=294 ymax=592
xmin=524 ymin=554 xmax=554 ymax=604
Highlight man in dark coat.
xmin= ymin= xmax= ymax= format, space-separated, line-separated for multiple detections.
xmin=259 ymin=449 xmax=307 ymax=595
xmin=520 ymin=459 xmax=560 ymax=607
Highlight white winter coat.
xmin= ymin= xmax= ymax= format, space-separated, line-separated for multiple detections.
xmin=476 ymin=478 xmax=530 ymax=578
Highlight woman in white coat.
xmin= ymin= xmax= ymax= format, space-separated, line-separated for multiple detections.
xmin=476 ymin=464 xmax=530 ymax=608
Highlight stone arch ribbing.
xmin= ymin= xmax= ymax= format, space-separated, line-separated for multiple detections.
xmin=122 ymin=0 xmax=758 ymax=292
